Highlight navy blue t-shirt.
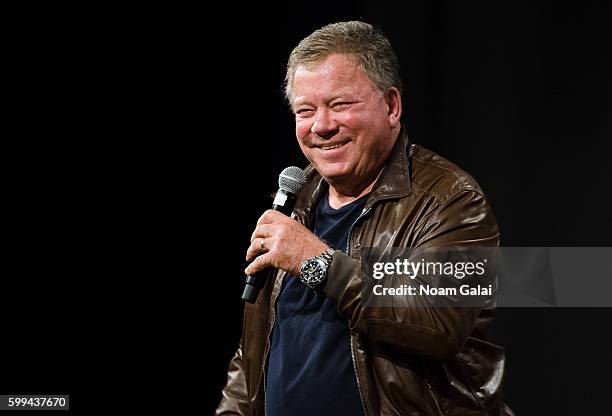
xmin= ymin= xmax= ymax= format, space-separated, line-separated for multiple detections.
xmin=266 ymin=192 xmax=368 ymax=416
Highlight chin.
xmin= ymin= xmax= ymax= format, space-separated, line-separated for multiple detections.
xmin=316 ymin=164 xmax=352 ymax=182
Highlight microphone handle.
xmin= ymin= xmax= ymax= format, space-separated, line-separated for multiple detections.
xmin=242 ymin=190 xmax=297 ymax=303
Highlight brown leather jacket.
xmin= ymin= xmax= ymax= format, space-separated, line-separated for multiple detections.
xmin=216 ymin=131 xmax=513 ymax=416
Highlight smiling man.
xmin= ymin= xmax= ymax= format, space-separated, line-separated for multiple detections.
xmin=291 ymin=52 xmax=401 ymax=206
xmin=217 ymin=21 xmax=513 ymax=416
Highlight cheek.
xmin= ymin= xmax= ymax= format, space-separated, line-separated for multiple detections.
xmin=295 ymin=120 xmax=312 ymax=145
xmin=296 ymin=117 xmax=309 ymax=132
xmin=336 ymin=110 xmax=373 ymax=134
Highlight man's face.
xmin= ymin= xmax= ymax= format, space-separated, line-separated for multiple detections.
xmin=291 ymin=54 xmax=400 ymax=189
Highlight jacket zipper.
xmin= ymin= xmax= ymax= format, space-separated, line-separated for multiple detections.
xmin=346 ymin=206 xmax=373 ymax=415
xmin=424 ymin=378 xmax=444 ymax=415
xmin=262 ymin=319 xmax=272 ymax=416
xmin=262 ymin=271 xmax=285 ymax=416
xmin=350 ymin=334 xmax=370 ymax=415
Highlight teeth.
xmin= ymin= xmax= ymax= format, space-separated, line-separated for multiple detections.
xmin=321 ymin=143 xmax=344 ymax=150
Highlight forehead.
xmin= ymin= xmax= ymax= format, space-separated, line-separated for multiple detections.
xmin=296 ymin=54 xmax=361 ymax=80
xmin=291 ymin=54 xmax=378 ymax=103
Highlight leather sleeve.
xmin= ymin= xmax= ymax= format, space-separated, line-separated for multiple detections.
xmin=215 ymin=338 xmax=250 ymax=415
xmin=321 ymin=189 xmax=500 ymax=359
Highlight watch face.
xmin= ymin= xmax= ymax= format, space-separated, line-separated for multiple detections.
xmin=300 ymin=258 xmax=327 ymax=287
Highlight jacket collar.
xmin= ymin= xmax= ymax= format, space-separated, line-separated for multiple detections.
xmin=294 ymin=128 xmax=413 ymax=222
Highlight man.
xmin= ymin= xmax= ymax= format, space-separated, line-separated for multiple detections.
xmin=217 ymin=21 xmax=513 ymax=415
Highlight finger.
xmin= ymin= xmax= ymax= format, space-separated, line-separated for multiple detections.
xmin=245 ymin=252 xmax=273 ymax=275
xmin=245 ymin=236 xmax=273 ymax=261
xmin=249 ymin=223 xmax=274 ymax=244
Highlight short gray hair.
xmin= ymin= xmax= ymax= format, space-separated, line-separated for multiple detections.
xmin=284 ymin=21 xmax=402 ymax=104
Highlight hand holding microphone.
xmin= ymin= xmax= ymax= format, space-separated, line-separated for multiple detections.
xmin=242 ymin=166 xmax=329 ymax=303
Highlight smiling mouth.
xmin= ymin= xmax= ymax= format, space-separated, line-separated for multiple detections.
xmin=320 ymin=142 xmax=348 ymax=150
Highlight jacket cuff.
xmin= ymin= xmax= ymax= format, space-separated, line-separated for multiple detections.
xmin=319 ymin=250 xmax=362 ymax=303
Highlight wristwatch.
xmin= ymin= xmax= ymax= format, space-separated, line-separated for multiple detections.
xmin=299 ymin=248 xmax=335 ymax=289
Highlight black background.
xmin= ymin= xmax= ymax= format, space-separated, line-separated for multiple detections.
xmin=2 ymin=1 xmax=611 ymax=414
xmin=208 ymin=1 xmax=612 ymax=415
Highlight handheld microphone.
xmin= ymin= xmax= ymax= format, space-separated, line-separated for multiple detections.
xmin=242 ymin=166 xmax=306 ymax=303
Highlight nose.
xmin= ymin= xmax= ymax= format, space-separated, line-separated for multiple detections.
xmin=311 ymin=109 xmax=338 ymax=140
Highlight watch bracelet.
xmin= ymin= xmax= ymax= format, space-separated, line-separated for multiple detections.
xmin=319 ymin=247 xmax=335 ymax=264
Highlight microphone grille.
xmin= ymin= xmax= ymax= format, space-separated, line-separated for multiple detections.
xmin=278 ymin=166 xmax=307 ymax=194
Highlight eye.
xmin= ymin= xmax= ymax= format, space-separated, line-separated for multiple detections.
xmin=332 ymin=101 xmax=352 ymax=110
xmin=295 ymin=108 xmax=314 ymax=117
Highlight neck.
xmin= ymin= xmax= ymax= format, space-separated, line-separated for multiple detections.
xmin=327 ymin=167 xmax=384 ymax=209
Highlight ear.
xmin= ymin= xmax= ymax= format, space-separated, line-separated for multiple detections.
xmin=384 ymin=87 xmax=402 ymax=129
